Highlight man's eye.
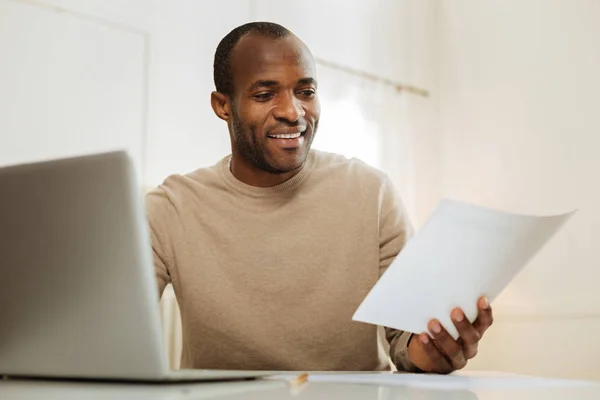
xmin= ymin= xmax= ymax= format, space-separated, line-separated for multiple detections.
xmin=253 ymin=93 xmax=274 ymax=101
xmin=298 ymin=90 xmax=316 ymax=98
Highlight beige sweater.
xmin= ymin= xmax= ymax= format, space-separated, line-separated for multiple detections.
xmin=146 ymin=150 xmax=418 ymax=372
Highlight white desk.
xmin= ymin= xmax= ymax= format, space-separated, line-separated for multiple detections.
xmin=1 ymin=372 xmax=598 ymax=400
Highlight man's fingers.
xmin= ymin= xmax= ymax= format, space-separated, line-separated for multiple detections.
xmin=417 ymin=333 xmax=454 ymax=374
xmin=473 ymin=296 xmax=494 ymax=336
xmin=416 ymin=298 xmax=493 ymax=373
xmin=451 ymin=308 xmax=480 ymax=359
xmin=428 ymin=320 xmax=467 ymax=371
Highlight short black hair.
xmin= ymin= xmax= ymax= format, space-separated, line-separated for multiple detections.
xmin=213 ymin=22 xmax=292 ymax=95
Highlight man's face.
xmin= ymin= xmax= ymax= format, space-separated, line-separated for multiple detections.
xmin=227 ymin=34 xmax=320 ymax=174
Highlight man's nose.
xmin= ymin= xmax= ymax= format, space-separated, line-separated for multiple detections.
xmin=273 ymin=92 xmax=305 ymax=123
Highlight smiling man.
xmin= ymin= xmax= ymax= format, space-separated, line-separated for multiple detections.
xmin=211 ymin=25 xmax=318 ymax=186
xmin=146 ymin=22 xmax=493 ymax=373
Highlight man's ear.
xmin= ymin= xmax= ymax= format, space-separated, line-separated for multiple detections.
xmin=211 ymin=91 xmax=231 ymax=121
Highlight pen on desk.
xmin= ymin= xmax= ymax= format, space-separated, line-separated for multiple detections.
xmin=288 ymin=372 xmax=309 ymax=396
xmin=291 ymin=372 xmax=309 ymax=386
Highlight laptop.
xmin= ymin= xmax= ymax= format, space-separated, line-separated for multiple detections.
xmin=0 ymin=151 xmax=270 ymax=382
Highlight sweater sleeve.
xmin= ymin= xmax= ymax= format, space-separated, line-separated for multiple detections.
xmin=378 ymin=176 xmax=421 ymax=372
xmin=145 ymin=187 xmax=176 ymax=298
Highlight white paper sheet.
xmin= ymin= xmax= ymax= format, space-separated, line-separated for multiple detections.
xmin=267 ymin=372 xmax=595 ymax=391
xmin=353 ymin=199 xmax=575 ymax=339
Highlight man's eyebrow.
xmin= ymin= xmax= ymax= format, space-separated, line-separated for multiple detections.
xmin=249 ymin=78 xmax=318 ymax=90
xmin=298 ymin=77 xmax=317 ymax=87
xmin=250 ymin=80 xmax=279 ymax=90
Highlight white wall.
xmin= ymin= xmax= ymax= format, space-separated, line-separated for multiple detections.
xmin=252 ymin=0 xmax=406 ymax=84
xmin=396 ymin=0 xmax=441 ymax=227
xmin=0 ymin=0 xmax=147 ymax=177
xmin=144 ymin=0 xmax=253 ymax=187
xmin=438 ymin=0 xmax=600 ymax=380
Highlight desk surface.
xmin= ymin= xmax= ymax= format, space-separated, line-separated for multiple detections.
xmin=1 ymin=372 xmax=599 ymax=400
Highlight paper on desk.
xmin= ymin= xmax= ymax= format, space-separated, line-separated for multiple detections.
xmin=353 ymin=199 xmax=576 ymax=339
xmin=268 ymin=372 xmax=595 ymax=391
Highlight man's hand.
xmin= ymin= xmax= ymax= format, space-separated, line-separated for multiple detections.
xmin=407 ymin=296 xmax=493 ymax=374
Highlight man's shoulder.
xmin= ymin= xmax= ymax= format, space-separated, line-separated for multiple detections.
xmin=311 ymin=149 xmax=389 ymax=185
xmin=145 ymin=157 xmax=227 ymax=208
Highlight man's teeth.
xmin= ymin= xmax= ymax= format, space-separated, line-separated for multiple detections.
xmin=269 ymin=132 xmax=302 ymax=139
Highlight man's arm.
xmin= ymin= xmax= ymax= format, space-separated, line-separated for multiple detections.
xmin=151 ymin=240 xmax=171 ymax=298
xmin=145 ymin=187 xmax=176 ymax=298
xmin=377 ymin=176 xmax=421 ymax=372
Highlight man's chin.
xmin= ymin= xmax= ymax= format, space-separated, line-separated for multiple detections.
xmin=267 ymin=158 xmax=305 ymax=175
xmin=267 ymin=163 xmax=302 ymax=175
xmin=263 ymin=150 xmax=309 ymax=174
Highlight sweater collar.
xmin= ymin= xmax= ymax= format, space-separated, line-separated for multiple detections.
xmin=218 ymin=151 xmax=316 ymax=197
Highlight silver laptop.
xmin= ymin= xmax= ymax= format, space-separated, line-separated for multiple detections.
xmin=0 ymin=151 xmax=269 ymax=382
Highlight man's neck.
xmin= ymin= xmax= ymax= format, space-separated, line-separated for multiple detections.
xmin=229 ymin=156 xmax=301 ymax=188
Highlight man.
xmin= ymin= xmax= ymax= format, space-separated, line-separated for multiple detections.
xmin=146 ymin=22 xmax=493 ymax=373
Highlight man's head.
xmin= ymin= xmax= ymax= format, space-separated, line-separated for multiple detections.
xmin=211 ymin=22 xmax=320 ymax=182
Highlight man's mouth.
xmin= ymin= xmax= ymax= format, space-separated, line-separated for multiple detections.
xmin=266 ymin=130 xmax=306 ymax=149
xmin=267 ymin=131 xmax=304 ymax=139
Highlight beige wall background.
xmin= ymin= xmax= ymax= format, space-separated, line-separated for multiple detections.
xmin=438 ymin=0 xmax=600 ymax=380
